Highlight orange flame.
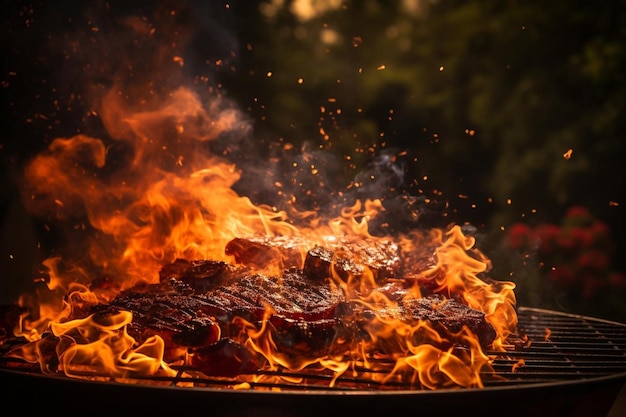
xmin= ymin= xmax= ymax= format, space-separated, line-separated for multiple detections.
xmin=6 ymin=80 xmax=518 ymax=390
xmin=413 ymin=227 xmax=517 ymax=347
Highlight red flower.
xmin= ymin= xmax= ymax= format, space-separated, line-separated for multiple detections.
xmin=548 ymin=265 xmax=577 ymax=286
xmin=576 ymin=250 xmax=610 ymax=271
xmin=590 ymin=220 xmax=611 ymax=248
xmin=534 ymin=224 xmax=561 ymax=254
xmin=556 ymin=231 xmax=579 ymax=252
xmin=506 ymin=223 xmax=533 ymax=249
xmin=568 ymin=227 xmax=595 ymax=249
xmin=565 ymin=205 xmax=592 ymax=222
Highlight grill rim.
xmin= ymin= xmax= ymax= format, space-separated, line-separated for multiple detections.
xmin=1 ymin=365 xmax=625 ymax=397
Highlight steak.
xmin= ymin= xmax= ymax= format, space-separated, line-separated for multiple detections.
xmin=90 ymin=287 xmax=221 ymax=349
xmin=303 ymin=238 xmax=401 ymax=282
xmin=197 ymin=268 xmax=345 ymax=357
xmin=349 ymin=293 xmax=497 ymax=349
xmin=158 ymin=259 xmax=249 ymax=293
xmin=226 ymin=235 xmax=404 ymax=283
xmin=85 ymin=236 xmax=497 ymax=377
xmin=225 ymin=235 xmax=310 ymax=270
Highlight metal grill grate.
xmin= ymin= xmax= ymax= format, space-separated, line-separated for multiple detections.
xmin=485 ymin=307 xmax=626 ymax=387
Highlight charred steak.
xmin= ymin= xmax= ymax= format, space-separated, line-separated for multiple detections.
xmin=86 ymin=236 xmax=497 ymax=377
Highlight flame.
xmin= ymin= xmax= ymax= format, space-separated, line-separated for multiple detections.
xmin=544 ymin=327 xmax=552 ymax=341
xmin=10 ymin=286 xmax=176 ymax=382
xmin=413 ymin=227 xmax=518 ymax=347
xmin=5 ymin=79 xmax=519 ymax=390
xmin=512 ymin=359 xmax=526 ymax=372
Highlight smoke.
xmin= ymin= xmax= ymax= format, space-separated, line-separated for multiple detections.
xmin=7 ymin=1 xmax=452 ymax=279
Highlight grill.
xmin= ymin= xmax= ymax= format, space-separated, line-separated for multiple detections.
xmin=2 ymin=306 xmax=626 ymax=416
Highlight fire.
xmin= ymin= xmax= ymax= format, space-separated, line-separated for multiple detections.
xmin=3 ymin=73 xmax=518 ymax=391
xmin=11 ymin=288 xmax=176 ymax=383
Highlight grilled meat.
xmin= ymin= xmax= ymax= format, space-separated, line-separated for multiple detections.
xmin=85 ymin=235 xmax=497 ymax=377
xmin=225 ymin=235 xmax=310 ymax=270
xmin=90 ymin=288 xmax=221 ymax=349
xmin=184 ymin=268 xmax=344 ymax=357
xmin=225 ymin=234 xmax=403 ymax=283
xmin=349 ymin=293 xmax=497 ymax=349
xmin=159 ymin=259 xmax=250 ymax=293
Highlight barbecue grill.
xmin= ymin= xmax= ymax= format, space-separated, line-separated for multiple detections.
xmin=2 ymin=306 xmax=625 ymax=417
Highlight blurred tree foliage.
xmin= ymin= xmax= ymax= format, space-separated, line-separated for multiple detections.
xmin=220 ymin=0 xmax=625 ymax=317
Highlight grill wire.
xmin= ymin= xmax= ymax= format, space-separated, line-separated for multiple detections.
xmin=2 ymin=307 xmax=626 ymax=391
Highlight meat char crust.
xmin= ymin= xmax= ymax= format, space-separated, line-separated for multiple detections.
xmin=87 ymin=235 xmax=499 ymax=377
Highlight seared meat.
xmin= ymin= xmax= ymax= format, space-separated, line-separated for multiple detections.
xmin=203 ymin=269 xmax=343 ymax=323
xmin=200 ymin=269 xmax=344 ymax=357
xmin=349 ymin=294 xmax=497 ymax=349
xmin=159 ymin=259 xmax=250 ymax=293
xmin=85 ymin=236 xmax=498 ymax=377
xmin=225 ymin=234 xmax=443 ymax=289
xmin=225 ymin=235 xmax=310 ymax=270
xmin=90 ymin=289 xmax=221 ymax=349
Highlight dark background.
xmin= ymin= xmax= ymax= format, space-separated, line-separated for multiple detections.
xmin=1 ymin=1 xmax=624 ymax=319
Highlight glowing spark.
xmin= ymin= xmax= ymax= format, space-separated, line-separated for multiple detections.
xmin=563 ymin=149 xmax=573 ymax=159
xmin=377 ymin=65 xmax=386 ymax=70
xmin=439 ymin=66 xmax=444 ymax=72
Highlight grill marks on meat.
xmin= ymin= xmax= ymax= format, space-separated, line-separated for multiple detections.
xmin=226 ymin=235 xmax=405 ymax=283
xmin=88 ymin=235 xmax=497 ymax=378
xmin=203 ymin=269 xmax=344 ymax=356
xmin=225 ymin=235 xmax=309 ymax=270
xmin=351 ymin=294 xmax=497 ymax=349
xmin=303 ymin=238 xmax=401 ymax=282
xmin=204 ymin=269 xmax=342 ymax=322
xmin=91 ymin=290 xmax=221 ymax=349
